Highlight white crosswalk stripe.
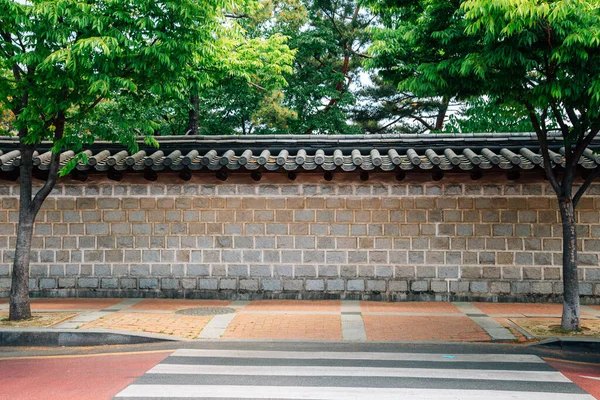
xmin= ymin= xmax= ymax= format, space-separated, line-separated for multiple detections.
xmin=114 ymin=349 xmax=595 ymax=399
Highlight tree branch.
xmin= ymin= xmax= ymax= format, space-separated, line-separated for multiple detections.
xmin=573 ymin=166 xmax=600 ymax=209
xmin=410 ymin=115 xmax=435 ymax=131
xmin=525 ymin=102 xmax=561 ymax=194
xmin=571 ymin=126 xmax=600 ymax=173
xmin=31 ymin=115 xmax=64 ymax=215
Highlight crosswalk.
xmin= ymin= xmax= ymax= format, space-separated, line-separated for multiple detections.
xmin=114 ymin=349 xmax=595 ymax=399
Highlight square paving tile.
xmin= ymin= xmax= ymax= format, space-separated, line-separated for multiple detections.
xmin=223 ymin=313 xmax=343 ymax=340
xmin=129 ymin=299 xmax=231 ymax=311
xmin=81 ymin=312 xmax=212 ymax=339
xmin=363 ymin=315 xmax=490 ymax=342
xmin=30 ymin=298 xmax=122 ymax=310
xmin=360 ymin=301 xmax=461 ymax=313
xmin=243 ymin=300 xmax=341 ymax=312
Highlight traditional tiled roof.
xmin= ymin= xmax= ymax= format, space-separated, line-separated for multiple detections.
xmin=0 ymin=132 xmax=598 ymax=174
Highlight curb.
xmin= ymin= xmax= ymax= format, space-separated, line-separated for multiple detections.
xmin=529 ymin=337 xmax=600 ymax=352
xmin=0 ymin=328 xmax=186 ymax=347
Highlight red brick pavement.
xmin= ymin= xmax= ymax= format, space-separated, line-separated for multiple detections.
xmin=223 ymin=313 xmax=343 ymax=340
xmin=81 ymin=312 xmax=212 ymax=339
xmin=363 ymin=315 xmax=491 ymax=342
xmin=128 ymin=299 xmax=231 ymax=311
xmin=243 ymin=300 xmax=341 ymax=312
xmin=360 ymin=301 xmax=461 ymax=313
xmin=30 ymin=298 xmax=121 ymax=311
xmin=473 ymin=302 xmax=566 ymax=316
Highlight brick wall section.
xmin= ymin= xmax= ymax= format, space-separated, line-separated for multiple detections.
xmin=0 ymin=174 xmax=599 ymax=300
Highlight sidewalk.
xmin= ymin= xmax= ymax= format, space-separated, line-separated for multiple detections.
xmin=1 ymin=298 xmax=600 ymax=343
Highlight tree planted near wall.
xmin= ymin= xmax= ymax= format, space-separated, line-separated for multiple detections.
xmin=368 ymin=0 xmax=600 ymax=330
xmin=0 ymin=0 xmax=292 ymax=320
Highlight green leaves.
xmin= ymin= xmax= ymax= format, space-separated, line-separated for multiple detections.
xmin=1 ymin=0 xmax=272 ymax=156
xmin=369 ymin=0 xmax=600 ymax=137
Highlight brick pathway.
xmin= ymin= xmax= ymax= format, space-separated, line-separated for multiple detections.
xmin=128 ymin=299 xmax=231 ymax=311
xmin=360 ymin=301 xmax=460 ymax=313
xmin=2 ymin=298 xmax=596 ymax=343
xmin=81 ymin=312 xmax=212 ymax=339
xmin=30 ymin=298 xmax=122 ymax=311
xmin=244 ymin=300 xmax=341 ymax=312
xmin=362 ymin=315 xmax=490 ymax=342
xmin=473 ymin=302 xmax=566 ymax=316
xmin=223 ymin=313 xmax=343 ymax=340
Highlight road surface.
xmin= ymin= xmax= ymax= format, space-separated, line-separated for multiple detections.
xmin=0 ymin=342 xmax=598 ymax=399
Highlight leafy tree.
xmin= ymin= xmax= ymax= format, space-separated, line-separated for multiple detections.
xmin=444 ymin=96 xmax=536 ymax=133
xmin=369 ymin=0 xmax=600 ymax=330
xmin=353 ymin=78 xmax=452 ymax=133
xmin=190 ymin=0 xmax=372 ymax=135
xmin=0 ymin=0 xmax=275 ymax=320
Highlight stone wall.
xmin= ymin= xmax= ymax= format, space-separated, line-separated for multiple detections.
xmin=0 ymin=172 xmax=599 ymax=301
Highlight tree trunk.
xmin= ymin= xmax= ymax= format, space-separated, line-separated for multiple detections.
xmin=558 ymin=197 xmax=580 ymax=331
xmin=9 ymin=146 xmax=35 ymax=320
xmin=187 ymin=94 xmax=199 ymax=135
xmin=434 ymin=97 xmax=449 ymax=131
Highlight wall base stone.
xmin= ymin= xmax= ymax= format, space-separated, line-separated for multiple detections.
xmin=2 ymin=278 xmax=599 ymax=304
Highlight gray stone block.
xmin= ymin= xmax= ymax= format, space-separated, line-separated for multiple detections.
xmin=367 ymin=280 xmax=386 ymax=292
xmin=395 ymin=266 xmax=415 ymax=278
xmin=283 ymin=279 xmax=303 ymax=291
xmin=306 ymin=279 xmax=325 ymax=291
xmin=161 ymin=278 xmax=179 ymax=290
xmin=438 ymin=266 xmax=459 ymax=279
xmin=30 ymin=265 xmax=48 ymax=277
xmin=199 ymin=279 xmax=218 ymax=290
xmin=181 ymin=278 xmax=197 ymax=289
xmin=375 ymin=266 xmax=393 ymax=278
xmin=220 ymin=279 xmax=237 ymax=290
xmin=274 ymin=265 xmax=294 ymax=277
xmin=39 ymin=278 xmax=57 ymax=289
xmin=410 ymin=281 xmax=429 ymax=292
xmin=303 ymin=251 xmax=325 ymax=263
xmin=326 ymin=279 xmax=344 ymax=291
xmin=139 ymin=278 xmax=158 ymax=289
xmin=101 ymin=278 xmax=119 ymax=289
xmin=531 ymin=282 xmax=553 ymax=294
xmin=580 ymin=282 xmax=593 ymax=296
xmin=94 ymin=264 xmax=111 ymax=276
xmin=130 ymin=264 xmax=150 ymax=276
xmin=240 ymin=279 xmax=259 ymax=291
xmin=50 ymin=264 xmax=65 ymax=276
xmin=295 ymin=265 xmax=316 ymax=277
xmin=585 ymin=268 xmax=600 ymax=280
xmin=243 ymin=250 xmax=261 ymax=263
xmin=411 ymin=280 xmax=428 ymax=292
xmin=470 ymin=281 xmax=489 ymax=293
xmin=120 ymin=278 xmax=137 ymax=289
xmin=0 ymin=278 xmax=12 ymax=288
xmin=187 ymin=264 xmax=210 ymax=276
xmin=150 ymin=264 xmax=170 ymax=276
xmin=347 ymin=279 xmax=365 ymax=291
xmin=319 ymin=265 xmax=339 ymax=277
xmin=250 ymin=265 xmax=271 ymax=277
xmin=389 ymin=280 xmax=408 ymax=292
xmin=78 ymin=277 xmax=99 ymax=288
xmin=228 ymin=265 xmax=249 ymax=277
xmin=58 ymin=278 xmax=76 ymax=288
xmin=262 ymin=279 xmax=281 ymax=291
xmin=511 ymin=281 xmax=532 ymax=294
xmin=490 ymin=281 xmax=510 ymax=293
xmin=450 ymin=281 xmax=470 ymax=293
xmin=431 ymin=281 xmax=448 ymax=293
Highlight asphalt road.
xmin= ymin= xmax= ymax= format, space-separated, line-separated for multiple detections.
xmin=1 ymin=342 xmax=599 ymax=399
